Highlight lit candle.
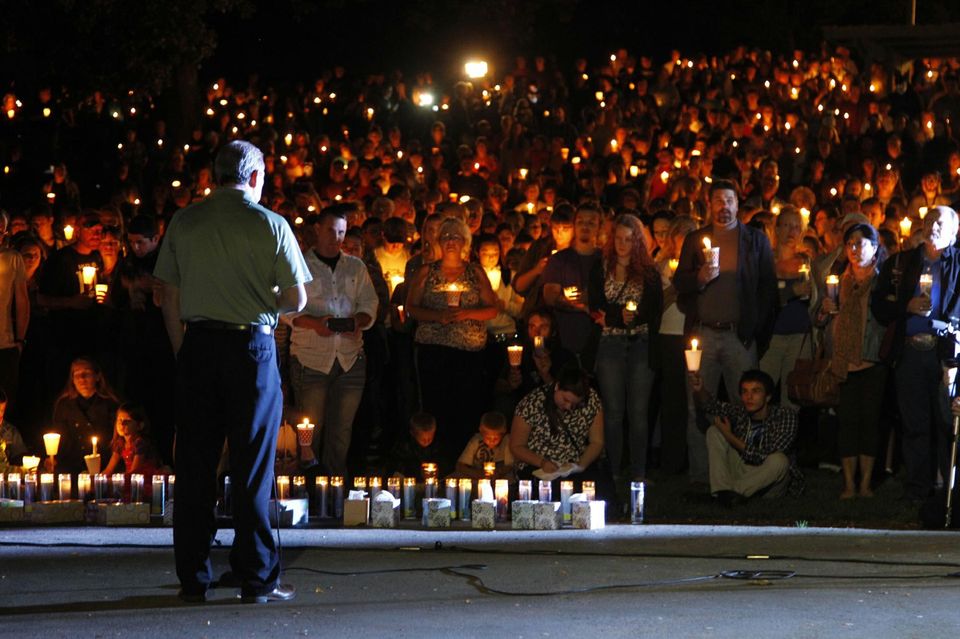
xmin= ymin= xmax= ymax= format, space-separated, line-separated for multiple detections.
xmin=167 ymin=474 xmax=175 ymax=500
xmin=826 ymin=275 xmax=840 ymax=307
xmin=533 ymin=335 xmax=545 ymax=353
xmin=277 ymin=475 xmax=290 ymax=500
xmin=919 ymin=206 xmax=929 ymax=220
xmin=402 ymin=477 xmax=417 ymax=519
xmin=396 ymin=304 xmax=406 ymax=323
xmin=483 ymin=462 xmax=496 ymax=478
xmin=899 ymin=217 xmax=912 ymax=238
xmin=538 ymin=480 xmax=552 ymax=503
xmin=331 ymin=476 xmax=344 ymax=518
xmin=295 ymin=418 xmax=315 ymax=447
xmin=625 ymin=299 xmax=638 ymax=312
xmin=458 ymin=478 xmax=472 ymax=521
xmin=425 ymin=476 xmax=437 ymax=498
xmin=518 ymin=168 xmax=529 ymax=180
xmin=92 ymin=436 xmax=97 ymax=456
xmin=293 ymin=475 xmax=306 ymax=499
xmin=798 ymin=264 xmax=810 ymax=281
xmin=582 ymin=481 xmax=596 ymax=501
xmin=43 ymin=433 xmax=61 ymax=456
xmin=444 ymin=283 xmax=462 ymax=307
xmin=495 ymin=479 xmax=509 ymax=521
xmin=78 ymin=473 xmax=91 ymax=500
xmin=668 ymin=258 xmax=679 ymax=276
xmin=111 ymin=473 xmax=125 ymax=500
xmin=422 ymin=462 xmax=438 ymax=480
xmin=58 ymin=473 xmax=72 ymax=500
xmin=702 ymin=237 xmax=719 ymax=268
xmin=63 ymin=225 xmax=74 ymax=241
xmin=387 ymin=477 xmax=401 ymax=499
xmin=660 ymin=170 xmax=670 ymax=183
xmin=629 ymin=165 xmax=639 ymax=178
xmin=7 ymin=473 xmax=20 ymax=500
xmin=388 ymin=273 xmax=405 ymax=296
xmin=130 ymin=473 xmax=145 ymax=503
xmin=368 ymin=476 xmax=381 ymax=501
xmin=81 ymin=265 xmax=97 ymax=288
xmin=94 ymin=473 xmax=107 ymax=499
xmin=563 ymin=286 xmax=580 ymax=302
xmin=353 ymin=476 xmax=367 ymax=490
xmin=561 ymin=147 xmax=570 ymax=161
xmin=685 ymin=338 xmax=702 ymax=372
xmin=22 ymin=455 xmax=40 ymax=472
xmin=560 ymin=480 xmax=574 ymax=522
xmin=507 ymin=344 xmax=524 ymax=367
xmin=151 ymin=475 xmax=166 ymax=515
xmin=486 ymin=267 xmax=502 ymax=291
xmin=40 ymin=473 xmax=55 ymax=502
xmin=518 ymin=479 xmax=532 ymax=501
xmin=478 ymin=478 xmax=493 ymax=501
xmin=445 ymin=478 xmax=458 ymax=519
xmin=920 ymin=273 xmax=934 ymax=297
xmin=94 ymin=284 xmax=109 ymax=303
xmin=316 ymin=476 xmax=329 ymax=518
xmin=799 ymin=208 xmax=810 ymax=226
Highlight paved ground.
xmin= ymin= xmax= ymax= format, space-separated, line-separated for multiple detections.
xmin=2 ymin=524 xmax=959 ymax=638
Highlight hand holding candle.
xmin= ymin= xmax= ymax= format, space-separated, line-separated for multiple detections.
xmin=825 ymin=274 xmax=840 ymax=314
xmin=920 ymin=273 xmax=934 ymax=297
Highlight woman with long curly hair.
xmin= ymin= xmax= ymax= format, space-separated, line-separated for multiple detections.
xmin=594 ymin=214 xmax=662 ymax=490
xmin=49 ymin=357 xmax=120 ymax=472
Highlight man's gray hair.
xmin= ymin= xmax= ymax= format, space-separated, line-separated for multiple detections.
xmin=214 ymin=140 xmax=265 ymax=186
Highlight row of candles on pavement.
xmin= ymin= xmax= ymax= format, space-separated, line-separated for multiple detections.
xmin=0 ymin=471 xmax=172 ymax=511
xmin=0 ymin=467 xmax=598 ymax=523
xmin=275 ymin=473 xmax=598 ymax=521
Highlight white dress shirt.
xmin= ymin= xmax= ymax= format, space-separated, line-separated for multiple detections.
xmin=284 ymin=250 xmax=379 ymax=374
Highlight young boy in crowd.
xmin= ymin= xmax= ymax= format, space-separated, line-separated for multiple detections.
xmin=388 ymin=412 xmax=450 ymax=478
xmin=455 ymin=411 xmax=514 ymax=479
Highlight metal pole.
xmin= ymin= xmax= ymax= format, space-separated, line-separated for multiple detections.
xmin=911 ymin=0 xmax=917 ymax=26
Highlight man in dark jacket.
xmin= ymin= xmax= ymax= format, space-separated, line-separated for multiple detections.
xmin=674 ymin=179 xmax=777 ymax=484
xmin=872 ymin=205 xmax=960 ymax=502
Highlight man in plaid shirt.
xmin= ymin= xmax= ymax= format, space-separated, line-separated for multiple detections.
xmin=690 ymin=369 xmax=803 ymax=505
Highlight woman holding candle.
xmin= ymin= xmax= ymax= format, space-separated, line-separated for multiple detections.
xmin=49 ymin=357 xmax=120 ymax=473
xmin=406 ymin=217 xmax=498 ymax=458
xmin=594 ymin=214 xmax=662 ymax=487
xmin=815 ymin=224 xmax=887 ymax=498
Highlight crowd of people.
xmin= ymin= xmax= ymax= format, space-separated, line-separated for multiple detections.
xmin=4 ymin=42 xmax=960 ymax=517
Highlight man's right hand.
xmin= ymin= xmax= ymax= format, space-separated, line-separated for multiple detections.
xmin=907 ymin=295 xmax=932 ymax=316
xmin=697 ymin=262 xmax=719 ymax=287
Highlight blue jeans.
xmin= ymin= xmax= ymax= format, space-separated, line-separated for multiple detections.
xmin=174 ymin=325 xmax=282 ymax=598
xmin=291 ymin=355 xmax=366 ymax=477
xmin=595 ymin=334 xmax=656 ymax=479
xmin=687 ymin=326 xmax=758 ymax=483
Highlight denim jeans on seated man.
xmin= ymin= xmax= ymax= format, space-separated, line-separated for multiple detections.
xmin=291 ymin=355 xmax=366 ymax=477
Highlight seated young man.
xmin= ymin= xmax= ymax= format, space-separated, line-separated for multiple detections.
xmin=689 ymin=369 xmax=803 ymax=505
xmin=455 ymin=411 xmax=514 ymax=479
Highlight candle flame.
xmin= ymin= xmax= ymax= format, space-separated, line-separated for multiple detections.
xmin=702 ymin=237 xmax=712 ymax=250
xmin=691 ymin=338 xmax=699 ymax=351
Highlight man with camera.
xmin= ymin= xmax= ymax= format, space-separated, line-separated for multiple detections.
xmin=284 ymin=205 xmax=378 ymax=476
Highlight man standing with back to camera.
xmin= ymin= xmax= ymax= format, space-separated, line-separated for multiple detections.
xmin=155 ymin=140 xmax=311 ymax=604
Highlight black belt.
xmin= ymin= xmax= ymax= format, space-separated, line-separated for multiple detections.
xmin=700 ymin=321 xmax=736 ymax=331
xmin=188 ymin=320 xmax=273 ymax=335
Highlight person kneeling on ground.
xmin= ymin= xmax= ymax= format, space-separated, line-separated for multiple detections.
xmin=689 ymin=368 xmax=804 ymax=505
